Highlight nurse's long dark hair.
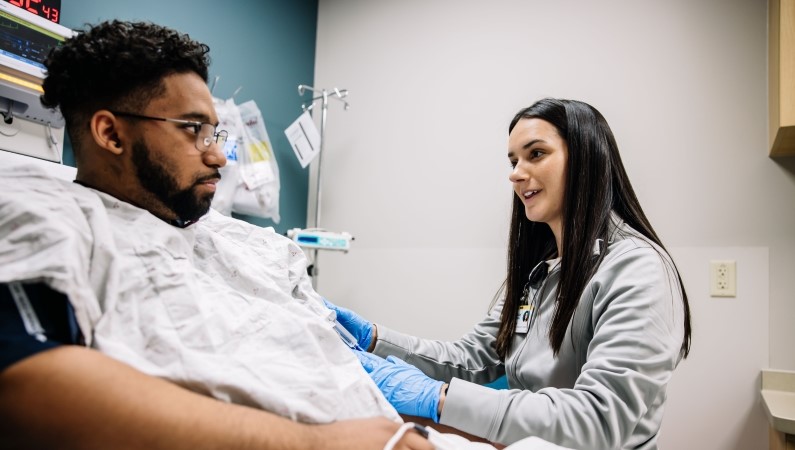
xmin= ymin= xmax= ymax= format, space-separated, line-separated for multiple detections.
xmin=494 ymin=98 xmax=692 ymax=360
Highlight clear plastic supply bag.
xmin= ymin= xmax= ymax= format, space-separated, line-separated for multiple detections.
xmin=211 ymin=97 xmax=281 ymax=222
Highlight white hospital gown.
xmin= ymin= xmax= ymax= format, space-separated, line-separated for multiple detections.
xmin=0 ymin=165 xmax=398 ymax=424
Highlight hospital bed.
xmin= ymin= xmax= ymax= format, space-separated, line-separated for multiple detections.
xmin=0 ymin=150 xmax=76 ymax=181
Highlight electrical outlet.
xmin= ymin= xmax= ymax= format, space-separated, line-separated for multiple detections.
xmin=710 ymin=260 xmax=736 ymax=297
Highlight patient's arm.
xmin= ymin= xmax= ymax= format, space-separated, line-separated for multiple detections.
xmin=0 ymin=346 xmax=433 ymax=450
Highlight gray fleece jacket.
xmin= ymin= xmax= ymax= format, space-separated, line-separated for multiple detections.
xmin=374 ymin=217 xmax=686 ymax=449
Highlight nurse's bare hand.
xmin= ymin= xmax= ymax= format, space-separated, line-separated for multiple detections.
xmin=311 ymin=417 xmax=434 ymax=450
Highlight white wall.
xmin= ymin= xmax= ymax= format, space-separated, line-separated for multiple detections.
xmin=313 ymin=0 xmax=794 ymax=448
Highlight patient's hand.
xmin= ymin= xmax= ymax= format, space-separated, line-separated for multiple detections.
xmin=400 ymin=414 xmax=507 ymax=449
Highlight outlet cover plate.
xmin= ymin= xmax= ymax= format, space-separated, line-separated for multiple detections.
xmin=710 ymin=260 xmax=737 ymax=297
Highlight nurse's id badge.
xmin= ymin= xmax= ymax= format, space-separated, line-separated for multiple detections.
xmin=515 ymin=304 xmax=533 ymax=334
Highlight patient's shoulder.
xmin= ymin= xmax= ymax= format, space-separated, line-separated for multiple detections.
xmin=0 ymin=165 xmax=103 ymax=224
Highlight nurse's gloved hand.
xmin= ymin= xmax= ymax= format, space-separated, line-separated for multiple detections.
xmin=323 ymin=298 xmax=374 ymax=351
xmin=355 ymin=351 xmax=444 ymax=423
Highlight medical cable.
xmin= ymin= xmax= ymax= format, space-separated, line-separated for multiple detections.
xmin=45 ymin=122 xmax=63 ymax=164
xmin=382 ymin=422 xmax=417 ymax=450
xmin=382 ymin=422 xmax=469 ymax=450
xmin=424 ymin=426 xmax=468 ymax=450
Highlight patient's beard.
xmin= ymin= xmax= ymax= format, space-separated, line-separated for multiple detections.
xmin=131 ymin=140 xmax=215 ymax=223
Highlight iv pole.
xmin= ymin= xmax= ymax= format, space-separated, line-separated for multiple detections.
xmin=297 ymin=85 xmax=349 ymax=285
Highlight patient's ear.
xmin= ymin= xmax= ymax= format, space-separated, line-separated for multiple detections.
xmin=90 ymin=110 xmax=125 ymax=155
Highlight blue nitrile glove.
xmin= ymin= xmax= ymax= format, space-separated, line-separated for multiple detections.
xmin=355 ymin=350 xmax=444 ymax=422
xmin=323 ymin=298 xmax=374 ymax=351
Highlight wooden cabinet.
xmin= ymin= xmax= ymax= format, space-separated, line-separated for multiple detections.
xmin=769 ymin=0 xmax=795 ymax=156
xmin=771 ymin=426 xmax=795 ymax=450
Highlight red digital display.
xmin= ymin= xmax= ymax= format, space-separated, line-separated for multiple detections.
xmin=5 ymin=0 xmax=60 ymax=23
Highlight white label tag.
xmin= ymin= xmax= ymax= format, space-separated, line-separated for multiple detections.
xmin=284 ymin=111 xmax=321 ymax=168
xmin=9 ymin=282 xmax=47 ymax=342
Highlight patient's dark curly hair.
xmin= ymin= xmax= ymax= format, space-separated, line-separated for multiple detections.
xmin=40 ymin=20 xmax=210 ymax=153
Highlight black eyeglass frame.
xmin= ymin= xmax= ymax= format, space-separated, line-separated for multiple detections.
xmin=109 ymin=110 xmax=228 ymax=153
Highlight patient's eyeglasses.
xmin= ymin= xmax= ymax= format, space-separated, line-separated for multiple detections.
xmin=110 ymin=111 xmax=228 ymax=153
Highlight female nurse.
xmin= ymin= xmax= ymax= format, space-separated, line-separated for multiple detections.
xmin=327 ymin=98 xmax=692 ymax=450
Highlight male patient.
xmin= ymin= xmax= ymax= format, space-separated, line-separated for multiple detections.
xmin=0 ymin=20 xmax=430 ymax=450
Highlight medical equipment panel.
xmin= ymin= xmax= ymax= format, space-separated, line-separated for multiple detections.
xmin=287 ymin=228 xmax=353 ymax=252
xmin=0 ymin=2 xmax=72 ymax=162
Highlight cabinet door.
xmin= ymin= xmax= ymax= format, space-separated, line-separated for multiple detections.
xmin=770 ymin=426 xmax=795 ymax=450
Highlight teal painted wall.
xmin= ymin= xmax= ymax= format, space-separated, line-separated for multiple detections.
xmin=58 ymin=0 xmax=317 ymax=233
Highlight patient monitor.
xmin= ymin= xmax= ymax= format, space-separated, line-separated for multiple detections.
xmin=0 ymin=2 xmax=73 ymax=162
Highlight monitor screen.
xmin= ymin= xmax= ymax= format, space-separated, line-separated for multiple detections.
xmin=0 ymin=2 xmax=72 ymax=80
